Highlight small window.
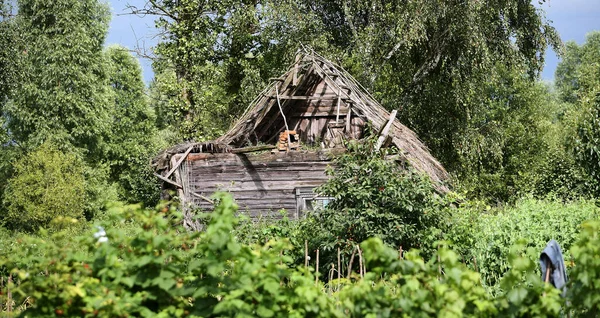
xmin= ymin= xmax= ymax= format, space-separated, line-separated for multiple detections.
xmin=295 ymin=187 xmax=334 ymax=218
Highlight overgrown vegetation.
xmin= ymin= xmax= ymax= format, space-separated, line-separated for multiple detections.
xmin=1 ymin=0 xmax=600 ymax=315
xmin=2 ymin=194 xmax=600 ymax=316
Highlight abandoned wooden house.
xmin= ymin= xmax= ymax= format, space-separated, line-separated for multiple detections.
xmin=153 ymin=51 xmax=448 ymax=229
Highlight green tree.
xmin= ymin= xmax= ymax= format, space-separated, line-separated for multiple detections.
xmin=2 ymin=143 xmax=86 ymax=232
xmin=575 ymin=93 xmax=600 ymax=194
xmin=555 ymin=41 xmax=582 ymax=103
xmin=454 ymin=66 xmax=554 ymax=201
xmin=554 ymin=31 xmax=600 ymax=196
xmin=320 ymin=0 xmax=559 ymax=169
xmin=4 ymin=0 xmax=111 ymax=157
xmin=104 ymin=45 xmax=161 ymax=205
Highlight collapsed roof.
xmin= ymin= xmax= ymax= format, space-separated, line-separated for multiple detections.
xmin=154 ymin=50 xmax=449 ymax=190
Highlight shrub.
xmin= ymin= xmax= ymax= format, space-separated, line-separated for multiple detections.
xmin=4 ymin=193 xmax=600 ymax=317
xmin=447 ymin=197 xmax=600 ymax=294
xmin=296 ymin=138 xmax=446 ymax=277
xmin=1 ymin=143 xmax=86 ymax=232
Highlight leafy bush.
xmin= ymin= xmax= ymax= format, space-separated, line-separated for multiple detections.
xmin=447 ymin=197 xmax=600 ymax=294
xmin=569 ymin=220 xmax=600 ymax=315
xmin=299 ymin=138 xmax=445 ymax=276
xmin=319 ymin=139 xmax=444 ymax=249
xmin=3 ymin=192 xmax=600 ymax=317
xmin=1 ymin=143 xmax=86 ymax=232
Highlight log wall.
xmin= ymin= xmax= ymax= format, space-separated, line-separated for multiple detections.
xmin=178 ymin=149 xmax=343 ymax=219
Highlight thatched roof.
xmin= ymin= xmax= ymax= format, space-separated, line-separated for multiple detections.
xmin=155 ymin=50 xmax=449 ymax=190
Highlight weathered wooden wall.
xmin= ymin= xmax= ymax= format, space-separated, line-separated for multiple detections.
xmin=177 ymin=149 xmax=343 ymax=219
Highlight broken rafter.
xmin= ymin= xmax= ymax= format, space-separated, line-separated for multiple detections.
xmin=191 ymin=191 xmax=214 ymax=204
xmin=164 ymin=145 xmax=194 ymax=179
xmin=154 ymin=173 xmax=182 ymax=189
xmin=374 ymin=110 xmax=397 ymax=151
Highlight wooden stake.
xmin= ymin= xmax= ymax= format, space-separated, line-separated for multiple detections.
xmin=304 ymin=240 xmax=309 ymax=268
xmin=337 ymin=247 xmax=341 ymax=281
xmin=329 ymin=264 xmax=334 ymax=293
xmin=336 ymin=87 xmax=342 ymax=123
xmin=347 ymin=247 xmax=357 ymax=279
xmin=7 ymin=275 xmax=12 ymax=314
xmin=315 ymin=249 xmax=320 ymax=284
xmin=357 ymin=245 xmax=364 ymax=279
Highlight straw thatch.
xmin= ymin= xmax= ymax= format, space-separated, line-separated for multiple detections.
xmin=154 ymin=49 xmax=449 ymax=192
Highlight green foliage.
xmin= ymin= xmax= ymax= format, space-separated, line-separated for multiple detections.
xmin=0 ymin=0 xmax=18 ymax=104
xmin=104 ymin=45 xmax=161 ymax=206
xmin=555 ymin=41 xmax=583 ymax=103
xmin=575 ymin=93 xmax=600 ymax=195
xmin=2 ymin=143 xmax=86 ymax=232
xmin=454 ymin=66 xmax=553 ymax=202
xmin=5 ymin=0 xmax=111 ymax=157
xmin=3 ymin=192 xmax=600 ymax=316
xmin=447 ymin=197 xmax=600 ymax=294
xmin=288 ymin=138 xmax=446 ymax=276
xmin=569 ymin=220 xmax=600 ymax=315
xmin=4 ymin=194 xmax=339 ymax=317
xmin=316 ymin=139 xmax=444 ymax=251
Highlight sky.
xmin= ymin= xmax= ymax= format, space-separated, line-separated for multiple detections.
xmin=105 ymin=0 xmax=600 ymax=84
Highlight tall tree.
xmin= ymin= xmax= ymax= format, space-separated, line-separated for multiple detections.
xmin=104 ymin=45 xmax=161 ymax=205
xmin=302 ymin=0 xmax=559 ymax=168
xmin=554 ymin=32 xmax=600 ymax=196
xmin=5 ymin=0 xmax=111 ymax=157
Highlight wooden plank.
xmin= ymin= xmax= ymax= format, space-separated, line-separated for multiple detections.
xmin=264 ymin=95 xmax=340 ymax=100
xmin=291 ymin=112 xmax=347 ymax=118
xmin=190 ymin=192 xmax=214 ymax=204
xmin=375 ymin=110 xmax=397 ymax=151
xmin=230 ymin=145 xmax=276 ymax=154
xmin=294 ymin=105 xmax=349 ymax=113
xmin=154 ymin=173 xmax=182 ymax=189
xmin=189 ymin=180 xmax=328 ymax=190
xmin=164 ymin=146 xmax=194 ymax=179
xmin=186 ymin=149 xmax=344 ymax=163
xmin=190 ymin=163 xmax=332 ymax=173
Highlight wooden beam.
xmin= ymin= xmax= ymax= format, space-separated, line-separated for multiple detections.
xmin=191 ymin=191 xmax=214 ymax=204
xmin=154 ymin=173 xmax=183 ymax=189
xmin=345 ymin=106 xmax=352 ymax=133
xmin=375 ymin=110 xmax=397 ymax=151
xmin=164 ymin=146 xmax=194 ymax=179
xmin=264 ymin=95 xmax=341 ymax=101
xmin=230 ymin=145 xmax=276 ymax=154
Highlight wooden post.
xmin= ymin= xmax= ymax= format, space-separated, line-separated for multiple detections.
xmin=329 ymin=264 xmax=334 ymax=294
xmin=345 ymin=106 xmax=352 ymax=134
xmin=336 ymin=87 xmax=342 ymax=123
xmin=7 ymin=275 xmax=12 ymax=315
xmin=337 ymin=247 xmax=341 ymax=281
xmin=304 ymin=240 xmax=309 ymax=268
xmin=357 ymin=245 xmax=364 ymax=279
xmin=374 ymin=110 xmax=397 ymax=151
xmin=347 ymin=247 xmax=357 ymax=279
xmin=315 ymin=249 xmax=320 ymax=284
